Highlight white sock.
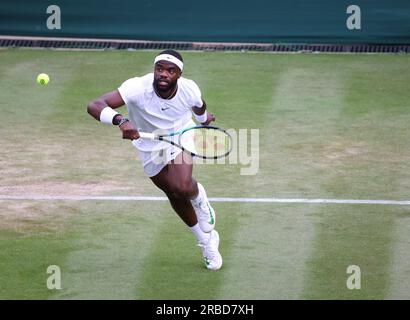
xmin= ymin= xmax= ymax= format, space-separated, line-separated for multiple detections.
xmin=190 ymin=223 xmax=210 ymax=244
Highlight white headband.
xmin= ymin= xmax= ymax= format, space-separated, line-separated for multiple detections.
xmin=154 ymin=54 xmax=183 ymax=71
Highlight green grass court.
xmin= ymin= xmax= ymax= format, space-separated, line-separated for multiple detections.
xmin=1 ymin=48 xmax=410 ymax=299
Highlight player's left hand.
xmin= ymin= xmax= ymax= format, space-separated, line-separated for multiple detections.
xmin=201 ymin=112 xmax=216 ymax=125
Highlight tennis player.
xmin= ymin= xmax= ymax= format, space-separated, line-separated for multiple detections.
xmin=87 ymin=50 xmax=222 ymax=270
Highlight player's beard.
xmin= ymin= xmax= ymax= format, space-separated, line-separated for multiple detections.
xmin=154 ymin=78 xmax=176 ymax=93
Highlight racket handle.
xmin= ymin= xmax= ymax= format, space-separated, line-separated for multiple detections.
xmin=138 ymin=132 xmax=156 ymax=140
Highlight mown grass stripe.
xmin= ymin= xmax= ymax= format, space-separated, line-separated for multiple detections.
xmin=386 ymin=215 xmax=410 ymax=299
xmin=302 ymin=55 xmax=410 ymax=299
xmin=216 ymin=62 xmax=316 ymax=298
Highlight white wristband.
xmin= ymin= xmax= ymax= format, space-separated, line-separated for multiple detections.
xmin=194 ymin=111 xmax=207 ymax=124
xmin=100 ymin=107 xmax=119 ymax=124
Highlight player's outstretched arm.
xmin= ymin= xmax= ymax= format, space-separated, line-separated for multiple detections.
xmin=87 ymin=90 xmax=140 ymax=140
xmin=87 ymin=90 xmax=125 ymax=121
xmin=192 ymin=99 xmax=215 ymax=125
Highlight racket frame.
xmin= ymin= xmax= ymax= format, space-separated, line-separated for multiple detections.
xmin=137 ymin=125 xmax=233 ymax=159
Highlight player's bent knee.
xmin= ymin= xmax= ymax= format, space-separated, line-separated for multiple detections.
xmin=168 ymin=179 xmax=196 ymax=198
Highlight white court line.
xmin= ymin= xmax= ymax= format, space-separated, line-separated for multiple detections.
xmin=0 ymin=195 xmax=410 ymax=205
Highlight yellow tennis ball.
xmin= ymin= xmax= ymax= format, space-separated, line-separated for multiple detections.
xmin=37 ymin=73 xmax=50 ymax=85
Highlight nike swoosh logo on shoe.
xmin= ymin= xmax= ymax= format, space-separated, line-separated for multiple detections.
xmin=207 ymin=203 xmax=215 ymax=225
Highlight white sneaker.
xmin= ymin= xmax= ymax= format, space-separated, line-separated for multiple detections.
xmin=198 ymin=230 xmax=222 ymax=271
xmin=191 ymin=183 xmax=216 ymax=233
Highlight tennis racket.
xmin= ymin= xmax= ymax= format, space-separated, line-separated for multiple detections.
xmin=137 ymin=125 xmax=233 ymax=159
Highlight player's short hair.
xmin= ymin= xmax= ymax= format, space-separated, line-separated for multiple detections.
xmin=157 ymin=49 xmax=183 ymax=63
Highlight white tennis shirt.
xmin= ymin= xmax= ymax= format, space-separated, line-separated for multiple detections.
xmin=118 ymin=73 xmax=202 ymax=152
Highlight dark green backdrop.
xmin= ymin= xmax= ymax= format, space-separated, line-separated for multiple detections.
xmin=0 ymin=0 xmax=409 ymax=43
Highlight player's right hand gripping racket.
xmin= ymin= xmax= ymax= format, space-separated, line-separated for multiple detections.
xmin=137 ymin=125 xmax=233 ymax=159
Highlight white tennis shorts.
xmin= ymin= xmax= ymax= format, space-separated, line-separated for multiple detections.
xmin=136 ymin=128 xmax=196 ymax=177
xmin=137 ymin=144 xmax=182 ymax=177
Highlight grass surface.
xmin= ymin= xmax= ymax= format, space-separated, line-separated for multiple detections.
xmin=1 ymin=48 xmax=410 ymax=299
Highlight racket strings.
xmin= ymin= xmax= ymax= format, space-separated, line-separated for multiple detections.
xmin=180 ymin=127 xmax=232 ymax=158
